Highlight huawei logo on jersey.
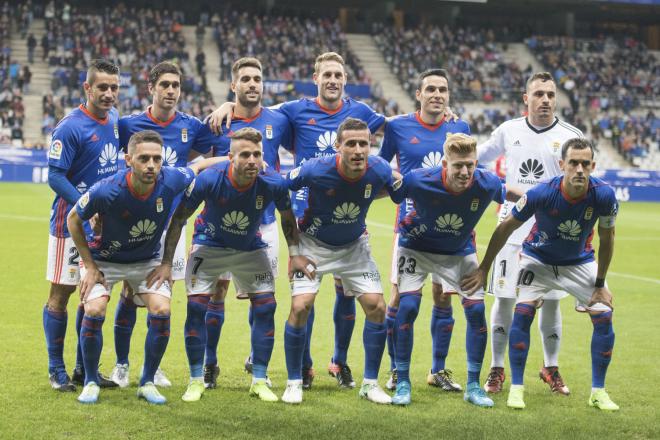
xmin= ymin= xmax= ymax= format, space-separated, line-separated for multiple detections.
xmin=434 ymin=214 xmax=464 ymax=235
xmin=129 ymin=219 xmax=157 ymax=242
xmin=99 ymin=143 xmax=118 ymax=167
xmin=558 ymin=220 xmax=581 ymax=241
xmin=163 ymin=146 xmax=178 ymax=167
xmin=221 ymin=211 xmax=250 ymax=235
xmin=519 ymin=159 xmax=544 ymax=180
xmin=332 ymin=202 xmax=360 ymax=224
xmin=422 ymin=152 xmax=443 ymax=169
xmin=316 ymin=131 xmax=337 ymax=152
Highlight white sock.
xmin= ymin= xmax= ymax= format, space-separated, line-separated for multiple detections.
xmin=190 ymin=376 xmax=203 ymax=383
xmin=538 ymin=299 xmax=562 ymax=367
xmin=287 ymin=379 xmax=302 ymax=386
xmin=490 ymin=297 xmax=516 ymax=368
xmin=592 ymin=387 xmax=604 ymax=393
xmin=362 ymin=378 xmax=378 ymax=386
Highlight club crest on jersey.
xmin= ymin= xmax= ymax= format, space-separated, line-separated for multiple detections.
xmin=553 ymin=141 xmax=561 ymax=153
xmin=364 ymin=184 xmax=372 ymax=199
xmin=265 ymin=125 xmax=273 ymax=139
xmin=114 ymin=124 xmax=119 ymax=139
xmin=256 ymin=195 xmax=264 ymax=209
xmin=156 ymin=197 xmax=163 ymax=213
xmin=584 ymin=207 xmax=593 ymax=220
xmin=182 ymin=128 xmax=188 ymax=143
xmin=49 ymin=139 xmax=63 ymax=160
xmin=470 ymin=198 xmax=479 ymax=212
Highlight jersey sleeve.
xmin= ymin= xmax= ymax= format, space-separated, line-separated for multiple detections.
xmin=272 ymin=175 xmax=292 ymax=212
xmin=390 ymin=170 xmax=413 ymax=204
xmin=597 ymin=186 xmax=618 ymax=229
xmin=378 ymin=121 xmax=396 ymax=163
xmin=286 ymin=161 xmax=310 ymax=191
xmin=278 ymin=117 xmax=294 ymax=152
xmin=511 ymin=186 xmax=540 ymax=222
xmin=275 ymin=99 xmax=298 ymax=125
xmin=165 ymin=166 xmax=196 ymax=193
xmin=48 ymin=123 xmax=79 ymax=171
xmin=118 ymin=116 xmax=132 ymax=152
xmin=183 ymin=170 xmax=209 ymax=212
xmin=357 ymin=100 xmax=386 ymax=132
xmin=192 ymin=118 xmax=220 ymax=155
xmin=75 ymin=180 xmax=110 ymax=220
xmin=484 ymin=171 xmax=506 ymax=204
xmin=477 ymin=123 xmax=505 ymax=163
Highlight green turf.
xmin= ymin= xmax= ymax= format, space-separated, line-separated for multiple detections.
xmin=0 ymin=182 xmax=658 ymax=439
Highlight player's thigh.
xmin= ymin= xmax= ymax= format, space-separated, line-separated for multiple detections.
xmin=514 ymin=254 xmax=557 ymax=304
xmin=228 ymin=247 xmax=276 ymax=296
xmin=46 ymin=235 xmax=80 ymax=286
xmin=395 ymin=247 xmax=430 ymax=295
xmin=433 ymin=253 xmax=485 ymax=300
xmin=80 ymin=260 xmax=120 ymax=309
xmin=259 ymin=221 xmax=279 ymax=275
xmin=558 ymin=261 xmax=611 ymax=312
xmin=185 ymin=244 xmax=228 ymax=295
xmin=128 ymin=259 xmax=173 ymax=309
xmin=332 ymin=236 xmax=384 ymax=297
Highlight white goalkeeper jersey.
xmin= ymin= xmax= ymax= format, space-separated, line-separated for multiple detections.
xmin=478 ymin=116 xmax=584 ymax=245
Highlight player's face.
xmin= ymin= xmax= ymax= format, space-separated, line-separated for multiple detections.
xmin=560 ymin=147 xmax=595 ymax=192
xmin=232 ymin=66 xmax=263 ymax=108
xmin=230 ymin=140 xmax=263 ymax=181
xmin=126 ymin=142 xmax=163 ymax=185
xmin=524 ymin=80 xmax=556 ymax=124
xmin=84 ymin=72 xmax=119 ymax=113
xmin=336 ymin=129 xmax=371 ymax=174
xmin=416 ymin=75 xmax=449 ymax=117
xmin=150 ymin=73 xmax=181 ymax=111
xmin=443 ymin=151 xmax=477 ymax=192
xmin=313 ymin=61 xmax=346 ymax=104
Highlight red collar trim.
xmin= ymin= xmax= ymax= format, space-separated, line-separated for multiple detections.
xmin=315 ymin=97 xmax=344 ymax=115
xmin=560 ymin=178 xmax=588 ymax=204
xmin=126 ymin=171 xmax=155 ymax=201
xmin=228 ymin=165 xmax=256 ymax=192
xmin=441 ymin=168 xmax=473 ymax=195
xmin=79 ymin=104 xmax=109 ymax=125
xmin=232 ymin=107 xmax=263 ymax=123
xmin=336 ymin=155 xmax=367 ymax=183
xmin=147 ymin=106 xmax=176 ymax=127
xmin=415 ymin=111 xmax=445 ymax=131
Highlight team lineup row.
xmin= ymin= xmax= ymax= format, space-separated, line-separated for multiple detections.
xmin=43 ymin=54 xmax=619 ymax=410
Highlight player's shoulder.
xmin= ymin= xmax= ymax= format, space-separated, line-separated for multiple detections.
xmin=261 ymin=106 xmax=289 ymax=123
xmin=368 ymin=155 xmax=392 ymax=173
xmin=92 ymin=168 xmax=127 ymax=198
xmin=446 ymin=117 xmax=470 ymax=131
xmin=119 ymin=110 xmax=147 ymax=126
xmin=388 ymin=112 xmax=415 ymax=128
xmin=473 ymin=167 xmax=501 ymax=187
xmin=53 ymin=106 xmax=87 ymax=132
xmin=176 ymin=110 xmax=202 ymax=125
xmin=498 ymin=116 xmax=527 ymax=132
xmin=198 ymin=161 xmax=230 ymax=180
xmin=554 ymin=118 xmax=584 ymax=138
xmin=258 ymin=167 xmax=286 ymax=185
xmin=589 ymin=176 xmax=616 ymax=199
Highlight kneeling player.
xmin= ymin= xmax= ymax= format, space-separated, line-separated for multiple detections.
xmin=462 ymin=138 xmax=619 ymax=411
xmin=389 ymin=133 xmax=521 ymax=407
xmin=67 ymin=130 xmax=223 ymax=404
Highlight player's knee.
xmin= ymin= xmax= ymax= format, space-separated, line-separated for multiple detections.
xmin=251 ymin=294 xmax=277 ymax=318
xmin=212 ymin=280 xmax=229 ymax=301
xmin=398 ymin=294 xmax=421 ymax=322
xmin=84 ymin=299 xmax=108 ymax=318
xmin=149 ymin=302 xmax=170 ymax=316
xmin=48 ymin=284 xmax=75 ymax=310
xmin=362 ymin=297 xmax=386 ymax=323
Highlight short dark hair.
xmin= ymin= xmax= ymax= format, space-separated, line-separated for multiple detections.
xmin=230 ymin=127 xmax=263 ymax=152
xmin=149 ymin=61 xmax=183 ymax=85
xmin=336 ymin=117 xmax=369 ymax=143
xmin=561 ymin=137 xmax=594 ymax=160
xmin=526 ymin=72 xmax=554 ymax=91
xmin=418 ymin=68 xmax=449 ymax=91
xmin=231 ymin=57 xmax=262 ymax=81
xmin=86 ymin=59 xmax=120 ymax=85
xmin=127 ymin=130 xmax=163 ymax=154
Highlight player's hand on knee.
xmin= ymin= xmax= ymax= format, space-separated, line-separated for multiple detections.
xmin=289 ymin=255 xmax=316 ymax=280
xmin=146 ymin=264 xmax=172 ymax=291
xmin=205 ymin=102 xmax=235 ymax=134
xmin=589 ymin=287 xmax=614 ymax=311
xmin=460 ymin=268 xmax=485 ymax=296
xmin=80 ymin=268 xmax=106 ymax=301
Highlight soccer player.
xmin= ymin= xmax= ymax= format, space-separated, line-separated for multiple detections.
xmin=44 ymin=59 xmax=121 ymax=391
xmin=209 ymin=52 xmax=388 ymax=389
xmin=149 ymin=127 xmax=312 ymax=403
xmin=282 ymin=117 xmax=397 ymax=405
xmin=207 ymin=57 xmax=292 ymax=390
xmin=477 ymin=72 xmax=584 ymax=394
xmin=66 ymin=130 xmax=224 ymax=404
xmin=110 ymin=61 xmax=223 ymax=389
xmin=462 ymin=138 xmax=619 ymax=411
xmin=378 ymin=68 xmax=470 ymax=392
xmin=389 ymin=133 xmax=521 ymax=406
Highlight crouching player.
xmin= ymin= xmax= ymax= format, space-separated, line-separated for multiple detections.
xmin=389 ymin=133 xmax=521 ymax=407
xmin=67 ymin=130 xmax=224 ymax=404
xmin=462 ymin=138 xmax=619 ymax=411
xmin=148 ymin=127 xmax=313 ymax=403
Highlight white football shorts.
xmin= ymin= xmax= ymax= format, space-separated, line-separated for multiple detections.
xmin=46 ymin=235 xmax=80 ymax=286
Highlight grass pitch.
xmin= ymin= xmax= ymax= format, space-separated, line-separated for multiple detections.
xmin=0 ymin=182 xmax=658 ymax=439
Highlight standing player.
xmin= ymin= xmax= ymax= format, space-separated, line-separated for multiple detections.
xmin=206 ymin=57 xmax=292 ymax=389
xmin=110 ymin=61 xmax=223 ymax=389
xmin=477 ymin=72 xmax=584 ymax=394
xmin=66 ymin=130 xmax=223 ymax=404
xmin=378 ymin=68 xmax=470 ymax=392
xmin=389 ymin=133 xmax=521 ymax=406
xmin=150 ymin=127 xmax=312 ymax=403
xmin=210 ymin=52 xmax=387 ymax=389
xmin=462 ymin=138 xmax=619 ymax=411
xmin=282 ymin=118 xmax=397 ymax=405
xmin=44 ymin=59 xmax=121 ymax=391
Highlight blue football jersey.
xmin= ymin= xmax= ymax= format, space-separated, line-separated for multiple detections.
xmin=212 ymin=107 xmax=292 ymax=225
xmin=379 ymin=112 xmax=471 ymax=228
xmin=287 ymin=155 xmax=393 ymax=246
xmin=278 ymin=97 xmax=386 ymax=217
xmin=391 ymin=167 xmax=505 ymax=255
xmin=185 ymin=161 xmax=291 ymax=251
xmin=512 ymin=175 xmax=618 ymax=266
xmin=75 ymin=166 xmax=195 ymax=263
xmin=48 ymin=105 xmax=120 ymax=237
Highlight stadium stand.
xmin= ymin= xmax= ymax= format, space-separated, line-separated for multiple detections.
xmin=0 ymin=4 xmax=26 ymax=145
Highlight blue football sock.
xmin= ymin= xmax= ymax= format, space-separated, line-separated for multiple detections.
xmin=247 ymin=305 xmax=254 ymax=359
xmin=250 ymin=293 xmax=276 ymax=379
xmin=302 ymin=306 xmax=314 ymax=369
xmin=394 ymin=292 xmax=421 ymax=383
xmin=204 ymin=300 xmax=225 ymax=366
xmin=184 ymin=295 xmax=209 ymax=378
xmin=284 ymin=321 xmax=306 ymax=380
xmin=363 ymin=320 xmax=387 ymax=380
xmin=80 ymin=315 xmax=105 ymax=385
xmin=75 ymin=303 xmax=84 ymax=369
xmin=590 ymin=311 xmax=615 ymax=388
xmin=430 ymin=304 xmax=454 ymax=373
xmin=141 ymin=314 xmax=170 ymax=386
xmin=386 ymin=306 xmax=398 ymax=371
xmin=509 ymin=303 xmax=536 ymax=385
xmin=43 ymin=306 xmax=67 ymax=373
xmin=462 ymin=298 xmax=487 ymax=384
xmin=114 ymin=296 xmax=137 ymax=365
xmin=332 ymin=283 xmax=356 ymax=366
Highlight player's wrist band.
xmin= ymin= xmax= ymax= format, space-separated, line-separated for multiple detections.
xmin=595 ymin=278 xmax=605 ymax=288
xmin=288 ymin=245 xmax=300 ymax=257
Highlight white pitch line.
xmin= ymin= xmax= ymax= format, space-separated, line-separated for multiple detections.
xmin=608 ymin=271 xmax=660 ymax=285
xmin=0 ymin=213 xmax=47 ymax=222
